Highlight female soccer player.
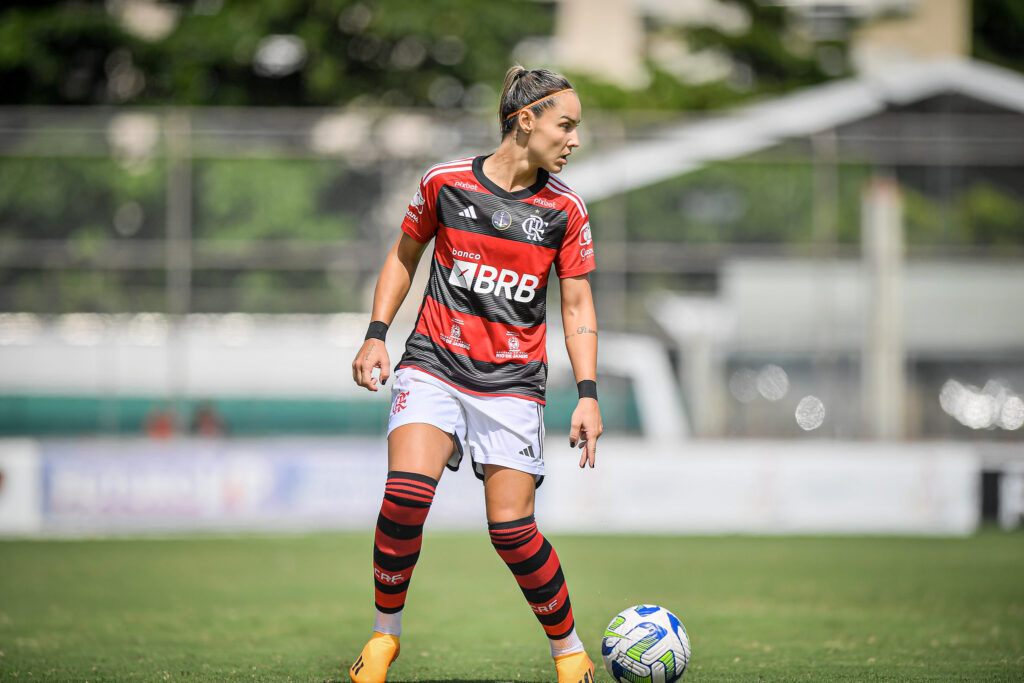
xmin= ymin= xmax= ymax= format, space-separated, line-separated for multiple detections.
xmin=350 ymin=66 xmax=602 ymax=683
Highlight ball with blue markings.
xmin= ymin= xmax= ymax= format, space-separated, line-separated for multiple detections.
xmin=601 ymin=604 xmax=690 ymax=682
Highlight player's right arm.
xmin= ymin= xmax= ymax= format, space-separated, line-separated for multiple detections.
xmin=351 ymin=232 xmax=428 ymax=391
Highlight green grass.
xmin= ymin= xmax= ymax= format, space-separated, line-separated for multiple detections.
xmin=1 ymin=530 xmax=1023 ymax=681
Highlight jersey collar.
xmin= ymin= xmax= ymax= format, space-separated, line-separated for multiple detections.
xmin=472 ymin=155 xmax=549 ymax=200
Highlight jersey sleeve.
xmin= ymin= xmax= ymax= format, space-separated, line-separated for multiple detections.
xmin=555 ymin=203 xmax=596 ymax=278
xmin=400 ymin=172 xmax=439 ymax=243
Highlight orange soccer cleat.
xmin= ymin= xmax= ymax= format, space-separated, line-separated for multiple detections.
xmin=554 ymin=651 xmax=596 ymax=683
xmin=349 ymin=632 xmax=400 ymax=683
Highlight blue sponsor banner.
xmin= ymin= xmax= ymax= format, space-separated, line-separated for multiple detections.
xmin=39 ymin=438 xmax=388 ymax=532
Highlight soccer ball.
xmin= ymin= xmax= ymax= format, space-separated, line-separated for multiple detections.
xmin=601 ymin=604 xmax=690 ymax=682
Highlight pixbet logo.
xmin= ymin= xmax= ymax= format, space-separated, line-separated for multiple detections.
xmin=449 ymin=258 xmax=539 ymax=302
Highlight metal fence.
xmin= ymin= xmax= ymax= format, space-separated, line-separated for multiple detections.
xmin=1 ymin=94 xmax=1023 ymax=440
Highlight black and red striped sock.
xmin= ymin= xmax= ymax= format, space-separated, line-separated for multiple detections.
xmin=372 ymin=470 xmax=437 ymax=630
xmin=489 ymin=515 xmax=578 ymax=642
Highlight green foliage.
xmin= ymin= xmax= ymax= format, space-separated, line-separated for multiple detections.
xmin=590 ymin=160 xmax=872 ymax=246
xmin=195 ymin=159 xmax=351 ymax=240
xmin=0 ymin=4 xmax=135 ymax=105
xmin=592 ymin=159 xmax=1024 ymax=250
xmin=0 ymin=0 xmax=854 ymax=111
xmin=0 ymin=0 xmax=556 ymax=107
xmin=572 ymin=68 xmax=750 ymax=113
xmin=973 ymin=0 xmax=1024 ymax=73
xmin=0 ymin=157 xmax=165 ymax=238
xmin=960 ymin=183 xmax=1024 ymax=248
xmin=904 ymin=181 xmax=1024 ymax=251
xmin=0 ymin=155 xmax=366 ymax=313
xmin=569 ymin=0 xmax=845 ymax=112
xmin=683 ymin=0 xmax=833 ymax=90
xmin=0 ymin=157 xmax=168 ymax=311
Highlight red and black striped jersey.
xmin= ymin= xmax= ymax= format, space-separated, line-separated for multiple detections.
xmin=397 ymin=155 xmax=596 ymax=403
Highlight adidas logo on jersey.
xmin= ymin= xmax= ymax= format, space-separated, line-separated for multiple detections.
xmin=457 ymin=205 xmax=478 ymax=219
xmin=449 ymin=258 xmax=539 ymax=303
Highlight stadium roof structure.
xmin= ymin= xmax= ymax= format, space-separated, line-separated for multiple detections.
xmin=562 ymin=57 xmax=1024 ymax=201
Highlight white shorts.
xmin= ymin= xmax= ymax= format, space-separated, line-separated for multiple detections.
xmin=386 ymin=366 xmax=546 ymax=486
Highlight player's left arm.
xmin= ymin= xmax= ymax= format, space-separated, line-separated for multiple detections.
xmin=560 ymin=273 xmax=602 ymax=468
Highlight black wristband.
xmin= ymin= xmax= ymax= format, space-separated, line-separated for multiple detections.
xmin=577 ymin=379 xmax=598 ymax=401
xmin=365 ymin=320 xmax=388 ymax=341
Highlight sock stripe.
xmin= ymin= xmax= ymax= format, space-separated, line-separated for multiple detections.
xmin=385 ymin=485 xmax=436 ymax=500
xmin=387 ymin=470 xmax=439 ymax=487
xmin=374 ymin=579 xmax=410 ymax=595
xmin=372 ymin=472 xmax=437 ymax=618
xmin=374 ymin=547 xmax=420 ymax=572
xmin=385 ymin=481 xmax=437 ymax=499
xmin=548 ymin=619 xmax=577 ymax=641
xmin=529 ymin=582 xmax=570 ymax=618
xmin=375 ymin=531 xmax=423 ymax=559
xmin=384 ymin=492 xmax=432 ymax=508
xmin=489 ymin=520 xmax=577 ymax=642
xmin=377 ymin=511 xmax=425 ymax=540
xmin=380 ymin=499 xmax=431 ymax=526
xmin=489 ymin=522 xmax=537 ymax=536
xmin=375 ymin=598 xmax=405 ymax=614
xmin=503 ymin=537 xmax=552 ymax=576
xmin=517 ymin=560 xmax=564 ymax=595
xmin=538 ymin=605 xmax=573 ymax=631
xmin=488 ymin=514 xmax=535 ymax=531
xmin=386 ymin=477 xmax=436 ymax=492
xmin=489 ymin=526 xmax=538 ymax=549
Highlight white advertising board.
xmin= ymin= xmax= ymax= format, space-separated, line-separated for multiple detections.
xmin=0 ymin=438 xmax=982 ymax=536
xmin=0 ymin=439 xmax=42 ymax=534
xmin=538 ymin=439 xmax=981 ymax=535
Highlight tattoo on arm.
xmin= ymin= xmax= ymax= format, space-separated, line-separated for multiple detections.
xmin=565 ymin=326 xmax=598 ymax=340
xmin=364 ymin=341 xmax=376 ymax=360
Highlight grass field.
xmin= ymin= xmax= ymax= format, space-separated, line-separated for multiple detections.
xmin=1 ymin=530 xmax=1022 ymax=681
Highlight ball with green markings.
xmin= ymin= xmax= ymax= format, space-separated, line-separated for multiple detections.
xmin=601 ymin=604 xmax=690 ymax=682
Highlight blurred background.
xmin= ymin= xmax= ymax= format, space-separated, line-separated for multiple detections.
xmin=0 ymin=0 xmax=1022 ymax=536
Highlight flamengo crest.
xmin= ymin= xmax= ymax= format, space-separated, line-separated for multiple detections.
xmin=522 ymin=215 xmax=547 ymax=241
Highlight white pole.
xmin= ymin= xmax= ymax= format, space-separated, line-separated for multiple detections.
xmin=861 ymin=177 xmax=906 ymax=440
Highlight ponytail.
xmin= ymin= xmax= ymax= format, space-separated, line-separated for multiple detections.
xmin=498 ymin=66 xmax=573 ymax=138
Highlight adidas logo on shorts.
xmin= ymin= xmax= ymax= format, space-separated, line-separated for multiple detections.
xmin=518 ymin=445 xmax=537 ymax=459
xmin=457 ymin=205 xmax=478 ymax=219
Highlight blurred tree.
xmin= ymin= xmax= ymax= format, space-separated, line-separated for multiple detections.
xmin=2 ymin=0 xmax=1022 ymax=314
xmin=589 ymin=159 xmax=870 ymax=247
xmin=0 ymin=0 xmax=852 ymax=112
xmin=1 ymin=1 xmax=1022 ymax=109
xmin=0 ymin=0 xmax=555 ymax=107
xmin=973 ymin=0 xmax=1024 ymax=73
